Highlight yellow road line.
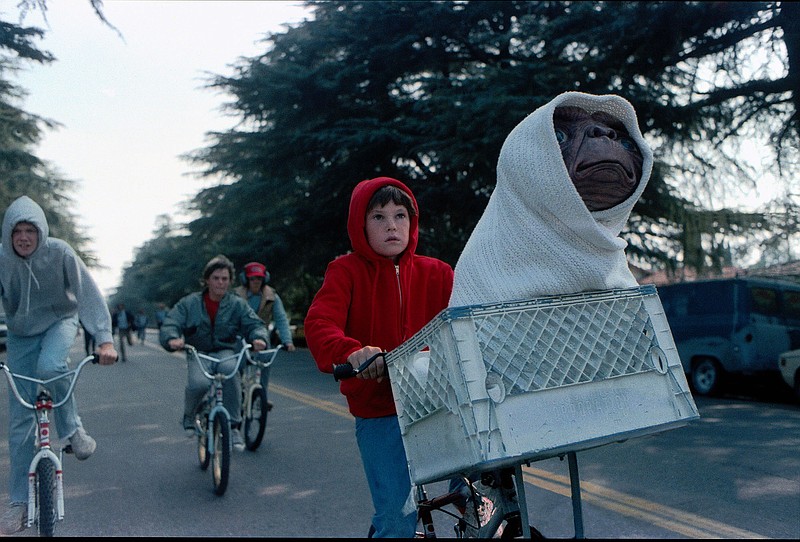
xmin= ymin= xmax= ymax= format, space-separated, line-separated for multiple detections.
xmin=523 ymin=466 xmax=765 ymax=539
xmin=270 ymin=383 xmax=351 ymax=418
xmin=272 ymin=383 xmax=765 ymax=539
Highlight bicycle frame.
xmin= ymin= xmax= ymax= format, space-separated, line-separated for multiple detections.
xmin=415 ymin=465 xmax=533 ymax=539
xmin=0 ymin=354 xmax=97 ymax=531
xmin=184 ymin=342 xmax=250 ymax=449
xmin=332 ymin=353 xmax=549 ymax=539
xmin=241 ymin=345 xmax=283 ymax=417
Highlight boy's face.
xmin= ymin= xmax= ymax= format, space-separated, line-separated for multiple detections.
xmin=206 ymin=268 xmax=231 ymax=300
xmin=365 ymin=201 xmax=410 ymax=261
xmin=11 ymin=221 xmax=38 ymax=258
xmin=247 ymin=276 xmax=264 ymax=294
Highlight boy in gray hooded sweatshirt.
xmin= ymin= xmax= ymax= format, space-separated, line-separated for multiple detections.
xmin=0 ymin=195 xmax=117 ymax=534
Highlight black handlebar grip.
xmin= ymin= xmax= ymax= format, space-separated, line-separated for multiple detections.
xmin=333 ymin=363 xmax=356 ymax=381
xmin=332 ymin=352 xmax=387 ymax=381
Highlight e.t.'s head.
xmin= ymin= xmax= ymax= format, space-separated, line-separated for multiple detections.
xmin=554 ymin=105 xmax=644 ymax=211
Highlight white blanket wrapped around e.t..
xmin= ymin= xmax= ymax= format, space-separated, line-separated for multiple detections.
xmin=449 ymin=91 xmax=655 ymax=307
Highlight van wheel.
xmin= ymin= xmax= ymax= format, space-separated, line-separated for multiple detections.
xmin=691 ymin=358 xmax=723 ymax=396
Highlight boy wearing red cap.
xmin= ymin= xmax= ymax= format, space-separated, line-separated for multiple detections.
xmin=235 ymin=262 xmax=296 ymax=353
xmin=235 ymin=261 xmax=295 ymax=411
xmin=305 ymin=177 xmax=454 ymax=537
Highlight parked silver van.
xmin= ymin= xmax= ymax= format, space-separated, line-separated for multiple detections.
xmin=658 ymin=277 xmax=800 ymax=396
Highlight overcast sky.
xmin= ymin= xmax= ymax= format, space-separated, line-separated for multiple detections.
xmin=13 ymin=0 xmax=311 ymax=294
xmin=10 ymin=1 xmax=790 ymax=294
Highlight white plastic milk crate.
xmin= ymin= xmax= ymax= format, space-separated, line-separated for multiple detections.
xmin=387 ymin=285 xmax=699 ymax=485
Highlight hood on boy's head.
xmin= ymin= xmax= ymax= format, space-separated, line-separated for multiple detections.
xmin=346 ymin=177 xmax=419 ymax=259
xmin=1 ymin=195 xmax=49 ymax=259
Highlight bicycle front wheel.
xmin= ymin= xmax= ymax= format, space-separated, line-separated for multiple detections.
xmin=197 ymin=414 xmax=210 ymax=471
xmin=211 ymin=416 xmax=230 ymax=496
xmin=36 ymin=458 xmax=58 ymax=537
xmin=244 ymin=387 xmax=268 ymax=451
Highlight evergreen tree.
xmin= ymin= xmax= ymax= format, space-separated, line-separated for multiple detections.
xmin=0 ymin=14 xmax=94 ymax=262
xmin=134 ymin=1 xmax=798 ymax=311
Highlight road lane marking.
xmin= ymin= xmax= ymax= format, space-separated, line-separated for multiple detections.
xmin=270 ymin=383 xmax=350 ymax=418
xmin=271 ymin=383 xmax=765 ymax=539
xmin=522 ymin=466 xmax=765 ymax=539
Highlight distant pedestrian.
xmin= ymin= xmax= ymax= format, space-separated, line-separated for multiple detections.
xmin=155 ymin=303 xmax=167 ymax=330
xmin=134 ymin=309 xmax=148 ymax=344
xmin=112 ymin=303 xmax=134 ymax=361
xmin=81 ymin=320 xmax=95 ymax=356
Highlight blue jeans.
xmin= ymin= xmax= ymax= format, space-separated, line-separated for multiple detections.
xmin=5 ymin=316 xmax=83 ymax=503
xmin=355 ymin=415 xmax=417 ymax=538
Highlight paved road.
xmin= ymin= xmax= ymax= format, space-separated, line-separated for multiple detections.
xmin=0 ymin=330 xmax=798 ymax=537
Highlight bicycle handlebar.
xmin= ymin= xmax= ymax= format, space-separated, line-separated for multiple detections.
xmin=0 ymin=354 xmax=100 ymax=410
xmin=246 ymin=344 xmax=284 ymax=369
xmin=184 ymin=339 xmax=276 ymax=381
xmin=332 ymin=351 xmax=388 ymax=381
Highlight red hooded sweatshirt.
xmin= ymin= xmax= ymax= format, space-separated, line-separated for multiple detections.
xmin=305 ymin=177 xmax=454 ymax=418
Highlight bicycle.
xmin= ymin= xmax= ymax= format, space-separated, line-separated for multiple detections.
xmin=334 ymin=353 xmax=576 ymax=539
xmin=416 ymin=466 xmax=550 ymax=539
xmin=183 ymin=339 xmax=254 ymax=496
xmin=240 ymin=344 xmax=284 ymax=451
xmin=0 ymin=354 xmax=99 ymax=537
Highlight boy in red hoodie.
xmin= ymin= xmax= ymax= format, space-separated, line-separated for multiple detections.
xmin=305 ymin=177 xmax=454 ymax=537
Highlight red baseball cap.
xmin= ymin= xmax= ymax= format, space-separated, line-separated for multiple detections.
xmin=244 ymin=262 xmax=267 ymax=278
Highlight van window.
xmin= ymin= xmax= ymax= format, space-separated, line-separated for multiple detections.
xmin=750 ymin=287 xmax=780 ymax=316
xmin=691 ymin=282 xmax=734 ymax=315
xmin=782 ymin=289 xmax=800 ymax=320
xmin=660 ymin=282 xmax=733 ymax=317
xmin=661 ymin=290 xmax=689 ymax=318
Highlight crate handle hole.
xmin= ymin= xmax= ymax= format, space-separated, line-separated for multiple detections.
xmin=485 ymin=372 xmax=506 ymax=403
xmin=650 ymin=346 xmax=668 ymax=374
xmin=410 ymin=350 xmax=430 ymax=387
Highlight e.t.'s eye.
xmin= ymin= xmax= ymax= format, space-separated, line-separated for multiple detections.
xmin=619 ymin=136 xmax=640 ymax=154
xmin=555 ymin=129 xmax=567 ymax=144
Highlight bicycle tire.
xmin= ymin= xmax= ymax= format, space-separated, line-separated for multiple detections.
xmin=36 ymin=457 xmax=58 ymax=537
xmin=244 ymin=387 xmax=268 ymax=451
xmin=198 ymin=415 xmax=210 ymax=471
xmin=211 ymin=416 xmax=230 ymax=496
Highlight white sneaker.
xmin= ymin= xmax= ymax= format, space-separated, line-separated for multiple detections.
xmin=69 ymin=427 xmax=97 ymax=460
xmin=0 ymin=503 xmax=27 ymax=535
xmin=231 ymin=428 xmax=245 ymax=452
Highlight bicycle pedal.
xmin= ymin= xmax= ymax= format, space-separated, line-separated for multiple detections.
xmin=63 ymin=444 xmax=74 ymax=454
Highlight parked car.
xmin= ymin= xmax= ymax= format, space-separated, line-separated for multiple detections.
xmin=0 ymin=311 xmax=7 ymax=351
xmin=778 ymin=349 xmax=800 ymax=401
xmin=658 ymin=277 xmax=800 ymax=396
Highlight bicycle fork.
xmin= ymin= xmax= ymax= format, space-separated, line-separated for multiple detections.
xmin=242 ymin=368 xmax=263 ymax=419
xmin=206 ymin=378 xmax=231 ymax=455
xmin=28 ymin=396 xmax=65 ymax=527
